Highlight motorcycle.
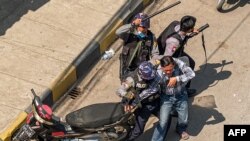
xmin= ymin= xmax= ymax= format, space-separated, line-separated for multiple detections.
xmin=11 ymin=89 xmax=134 ymax=141
xmin=217 ymin=0 xmax=241 ymax=12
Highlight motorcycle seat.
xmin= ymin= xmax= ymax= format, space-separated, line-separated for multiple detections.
xmin=65 ymin=102 xmax=125 ymax=129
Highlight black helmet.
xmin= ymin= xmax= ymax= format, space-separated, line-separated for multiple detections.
xmin=134 ymin=13 xmax=150 ymax=28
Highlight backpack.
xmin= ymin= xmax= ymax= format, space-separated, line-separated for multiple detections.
xmin=157 ymin=21 xmax=182 ymax=55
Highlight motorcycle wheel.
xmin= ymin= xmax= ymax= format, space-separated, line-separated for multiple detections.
xmin=217 ymin=0 xmax=225 ymax=11
xmin=216 ymin=0 xmax=241 ymax=12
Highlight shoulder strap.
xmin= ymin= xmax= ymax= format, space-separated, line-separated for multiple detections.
xmin=127 ymin=41 xmax=142 ymax=68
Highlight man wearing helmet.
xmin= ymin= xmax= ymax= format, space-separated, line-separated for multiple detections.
xmin=116 ymin=61 xmax=162 ymax=141
xmin=116 ymin=13 xmax=159 ymax=81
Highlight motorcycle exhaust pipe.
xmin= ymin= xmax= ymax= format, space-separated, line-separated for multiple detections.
xmin=76 ymin=132 xmax=117 ymax=141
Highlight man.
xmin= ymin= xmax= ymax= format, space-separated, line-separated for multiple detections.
xmin=116 ymin=61 xmax=161 ymax=141
xmin=116 ymin=13 xmax=158 ymax=81
xmin=154 ymin=15 xmax=198 ymax=96
xmin=151 ymin=56 xmax=195 ymax=141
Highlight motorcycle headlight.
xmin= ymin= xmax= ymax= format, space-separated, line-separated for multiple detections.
xmin=32 ymin=105 xmax=54 ymax=126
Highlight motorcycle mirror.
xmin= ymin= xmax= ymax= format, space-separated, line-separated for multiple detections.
xmin=31 ymin=89 xmax=43 ymax=108
xmin=31 ymin=88 xmax=37 ymax=97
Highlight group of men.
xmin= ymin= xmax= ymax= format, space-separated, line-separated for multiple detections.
xmin=115 ymin=12 xmax=199 ymax=141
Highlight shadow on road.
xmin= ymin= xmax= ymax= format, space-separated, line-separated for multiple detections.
xmin=191 ymin=60 xmax=233 ymax=96
xmin=0 ymin=0 xmax=49 ymax=36
xmin=188 ymin=95 xmax=226 ymax=136
xmin=137 ymin=95 xmax=226 ymax=141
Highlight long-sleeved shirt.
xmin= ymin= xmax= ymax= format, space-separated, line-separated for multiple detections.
xmin=115 ymin=23 xmax=159 ymax=58
xmin=116 ymin=70 xmax=162 ymax=105
xmin=138 ymin=72 xmax=162 ymax=101
xmin=157 ymin=58 xmax=195 ymax=95
xmin=152 ymin=24 xmax=186 ymax=61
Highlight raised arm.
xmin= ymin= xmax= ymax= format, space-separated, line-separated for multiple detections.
xmin=174 ymin=58 xmax=195 ymax=83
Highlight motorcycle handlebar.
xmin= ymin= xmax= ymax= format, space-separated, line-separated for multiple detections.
xmin=189 ymin=23 xmax=209 ymax=37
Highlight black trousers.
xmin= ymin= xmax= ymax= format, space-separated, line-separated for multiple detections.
xmin=127 ymin=99 xmax=160 ymax=141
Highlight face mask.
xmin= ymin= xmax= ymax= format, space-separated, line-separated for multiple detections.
xmin=137 ymin=31 xmax=146 ymax=39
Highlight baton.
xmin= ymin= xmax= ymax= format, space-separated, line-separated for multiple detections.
xmin=142 ymin=1 xmax=181 ymax=21
xmin=189 ymin=23 xmax=209 ymax=37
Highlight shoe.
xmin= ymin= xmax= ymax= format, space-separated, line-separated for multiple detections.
xmin=180 ymin=131 xmax=190 ymax=140
xmin=187 ymin=88 xmax=197 ymax=97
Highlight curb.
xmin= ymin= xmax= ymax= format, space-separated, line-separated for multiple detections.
xmin=0 ymin=0 xmax=153 ymax=140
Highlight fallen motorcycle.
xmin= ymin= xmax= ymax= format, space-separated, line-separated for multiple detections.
xmin=11 ymin=89 xmax=134 ymax=141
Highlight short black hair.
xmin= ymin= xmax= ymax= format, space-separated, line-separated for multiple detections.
xmin=160 ymin=56 xmax=175 ymax=67
xmin=180 ymin=15 xmax=196 ymax=32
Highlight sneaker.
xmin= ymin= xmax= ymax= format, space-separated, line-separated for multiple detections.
xmin=187 ymin=88 xmax=197 ymax=97
xmin=180 ymin=131 xmax=190 ymax=140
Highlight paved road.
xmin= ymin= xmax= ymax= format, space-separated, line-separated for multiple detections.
xmin=55 ymin=0 xmax=250 ymax=141
xmin=0 ymin=0 xmax=127 ymax=135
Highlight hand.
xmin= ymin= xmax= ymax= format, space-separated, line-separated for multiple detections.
xmin=167 ymin=77 xmax=177 ymax=87
xmin=124 ymin=91 xmax=135 ymax=100
xmin=193 ymin=28 xmax=199 ymax=33
xmin=132 ymin=18 xmax=141 ymax=26
xmin=155 ymin=59 xmax=160 ymax=65
xmin=124 ymin=104 xmax=134 ymax=112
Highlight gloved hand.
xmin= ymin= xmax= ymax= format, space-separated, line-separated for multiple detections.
xmin=124 ymin=91 xmax=134 ymax=100
xmin=121 ymin=91 xmax=135 ymax=105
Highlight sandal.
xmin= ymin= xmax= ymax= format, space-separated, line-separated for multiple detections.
xmin=181 ymin=131 xmax=190 ymax=140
